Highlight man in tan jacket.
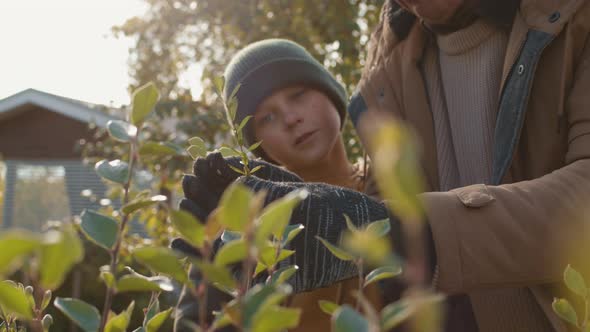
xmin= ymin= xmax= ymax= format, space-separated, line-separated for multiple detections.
xmin=347 ymin=0 xmax=590 ymax=330
xmin=180 ymin=0 xmax=590 ymax=331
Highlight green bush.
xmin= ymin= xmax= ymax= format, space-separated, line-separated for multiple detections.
xmin=0 ymin=83 xmax=441 ymax=332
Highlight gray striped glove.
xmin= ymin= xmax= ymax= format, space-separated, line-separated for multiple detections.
xmin=238 ymin=176 xmax=397 ymax=293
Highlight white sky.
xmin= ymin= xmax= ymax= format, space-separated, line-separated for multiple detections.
xmin=0 ymin=0 xmax=200 ymax=107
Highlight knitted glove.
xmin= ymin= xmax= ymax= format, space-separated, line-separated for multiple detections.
xmin=237 ymin=175 xmax=397 ymax=293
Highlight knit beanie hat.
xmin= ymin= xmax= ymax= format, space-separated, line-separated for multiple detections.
xmin=223 ymin=39 xmax=347 ymax=160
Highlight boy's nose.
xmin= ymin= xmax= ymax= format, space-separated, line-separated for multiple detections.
xmin=283 ymin=109 xmax=304 ymax=127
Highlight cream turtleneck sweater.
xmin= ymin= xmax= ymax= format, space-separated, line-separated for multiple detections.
xmin=424 ymin=19 xmax=507 ymax=191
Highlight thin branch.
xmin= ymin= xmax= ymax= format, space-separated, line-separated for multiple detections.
xmin=98 ymin=141 xmax=138 ymax=332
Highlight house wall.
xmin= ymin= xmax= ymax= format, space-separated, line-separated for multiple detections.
xmin=0 ymin=105 xmax=97 ymax=159
xmin=0 ymin=105 xmax=112 ymax=228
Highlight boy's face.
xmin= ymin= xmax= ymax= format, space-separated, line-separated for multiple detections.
xmin=253 ymin=85 xmax=341 ymax=171
xmin=396 ymin=0 xmax=465 ymax=25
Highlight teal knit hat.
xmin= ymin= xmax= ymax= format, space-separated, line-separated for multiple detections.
xmin=223 ymin=39 xmax=347 ymax=160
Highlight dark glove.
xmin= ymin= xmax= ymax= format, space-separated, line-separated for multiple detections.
xmin=180 ymin=152 xmax=303 ymax=221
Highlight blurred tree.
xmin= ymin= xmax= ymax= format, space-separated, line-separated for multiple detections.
xmin=114 ymin=0 xmax=385 ymax=100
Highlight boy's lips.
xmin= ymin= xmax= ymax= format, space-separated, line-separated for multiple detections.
xmin=295 ymin=130 xmax=317 ymax=146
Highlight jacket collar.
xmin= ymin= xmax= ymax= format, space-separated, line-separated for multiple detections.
xmin=387 ymin=0 xmax=583 ymax=43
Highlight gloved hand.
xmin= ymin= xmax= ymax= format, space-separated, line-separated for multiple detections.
xmin=179 ymin=152 xmax=303 ymax=221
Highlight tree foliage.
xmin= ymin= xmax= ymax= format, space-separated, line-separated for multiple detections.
xmin=114 ymin=0 xmax=385 ymax=99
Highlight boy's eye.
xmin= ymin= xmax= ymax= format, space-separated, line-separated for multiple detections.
xmin=259 ymin=112 xmax=275 ymax=124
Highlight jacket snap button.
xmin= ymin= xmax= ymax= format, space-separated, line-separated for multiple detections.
xmin=517 ymin=64 xmax=525 ymax=75
xmin=549 ymin=11 xmax=560 ymax=23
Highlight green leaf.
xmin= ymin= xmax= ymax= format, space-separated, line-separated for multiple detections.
xmin=269 ymin=265 xmax=298 ymax=286
xmin=369 ymin=120 xmax=425 ymax=221
xmin=228 ymin=99 xmax=238 ymax=122
xmin=187 ymin=145 xmax=207 ymax=159
xmin=229 ymin=82 xmax=241 ymax=101
xmin=343 ymin=214 xmax=358 ymax=232
xmin=122 ymin=195 xmax=167 ymax=215
xmin=211 ymin=311 xmax=233 ymax=330
xmin=259 ymin=247 xmax=295 ymax=267
xmin=107 ymin=120 xmax=137 ymax=143
xmin=315 ymin=236 xmax=354 ymax=261
xmin=552 ymin=298 xmax=578 ymax=326
xmin=256 ymin=189 xmax=308 ymax=246
xmin=95 ymin=159 xmax=129 ymax=185
xmin=54 ymin=297 xmax=101 ymax=332
xmin=218 ymin=146 xmax=240 ymax=158
xmin=187 ymin=137 xmax=207 ymax=159
xmin=169 ymin=210 xmax=205 ymax=249
xmin=39 ymin=229 xmax=84 ymax=290
xmin=100 ymin=269 xmax=115 ymax=289
xmin=333 ymin=305 xmax=369 ymax=332
xmin=192 ymin=260 xmax=236 ymax=290
xmin=143 ymin=299 xmax=159 ymax=326
xmin=0 ymin=281 xmax=33 ymax=320
xmin=342 ymin=229 xmax=392 ymax=266
xmin=42 ymin=314 xmax=54 ymax=330
xmin=381 ymin=300 xmax=413 ymax=330
xmin=41 ymin=290 xmax=52 ymax=311
xmin=213 ymin=76 xmax=225 ymax=95
xmin=319 ymin=300 xmax=339 ymax=315
xmin=228 ymin=164 xmax=245 ymax=175
xmin=139 ymin=142 xmax=179 ymax=157
xmin=116 ymin=275 xmax=173 ymax=293
xmin=282 ymin=224 xmax=304 ymax=246
xmin=364 ymin=266 xmax=402 ymax=288
xmin=218 ymin=182 xmax=253 ymax=231
xmin=244 ymin=284 xmax=292 ymax=328
xmin=80 ymin=209 xmax=118 ymax=250
xmin=105 ymin=313 xmax=128 ymax=332
xmin=0 ymin=230 xmax=41 ymax=276
xmin=133 ymin=247 xmax=188 ymax=284
xmin=366 ymin=218 xmax=391 ymax=237
xmin=254 ymin=262 xmax=267 ymax=277
xmin=249 ymin=141 xmax=263 ymax=152
xmin=250 ymin=165 xmax=264 ymax=175
xmin=131 ymin=82 xmax=159 ymax=125
xmin=188 ymin=136 xmax=206 ymax=147
xmin=237 ymin=115 xmax=252 ymax=133
xmin=146 ymin=308 xmax=173 ymax=332
xmin=214 ymin=240 xmax=247 ymax=266
xmin=251 ymin=306 xmax=301 ymax=332
xmin=564 ymin=265 xmax=587 ymax=297
xmin=24 ymin=285 xmax=35 ymax=310
xmin=105 ymin=301 xmax=134 ymax=332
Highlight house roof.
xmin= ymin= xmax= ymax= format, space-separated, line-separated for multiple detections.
xmin=0 ymin=89 xmax=120 ymax=128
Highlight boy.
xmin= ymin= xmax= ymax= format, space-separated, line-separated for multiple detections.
xmin=175 ymin=39 xmax=383 ymax=331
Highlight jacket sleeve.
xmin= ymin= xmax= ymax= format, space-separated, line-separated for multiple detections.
xmin=421 ymin=39 xmax=590 ymax=294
